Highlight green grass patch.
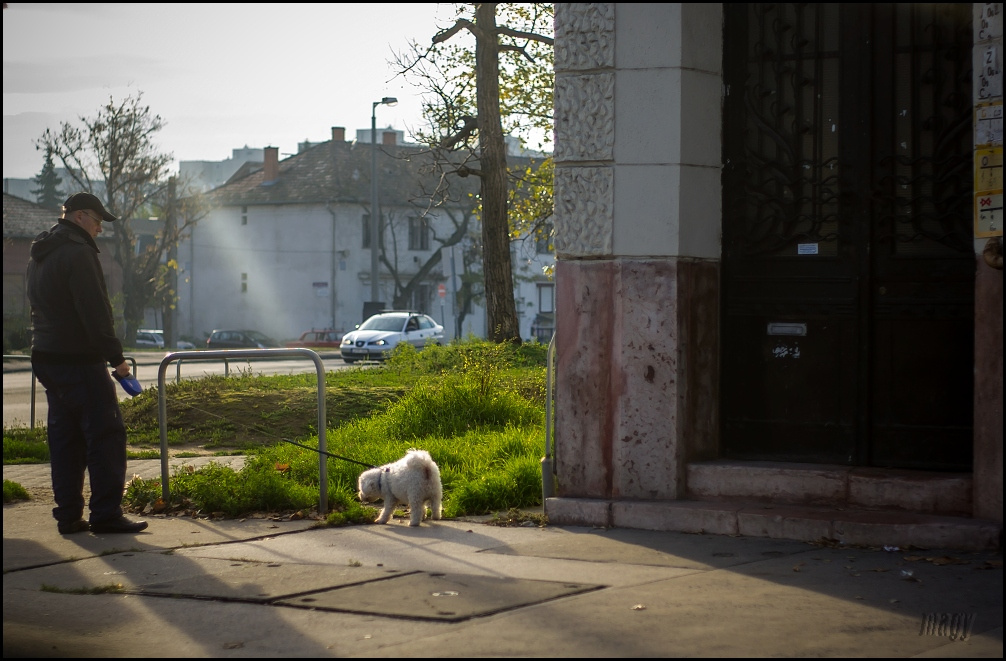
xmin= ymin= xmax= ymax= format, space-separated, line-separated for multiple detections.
xmin=118 ymin=373 xmax=410 ymax=451
xmin=3 ymin=426 xmax=49 ymax=464
xmin=4 ymin=479 xmax=31 ymax=503
xmin=9 ymin=339 xmax=551 ymax=523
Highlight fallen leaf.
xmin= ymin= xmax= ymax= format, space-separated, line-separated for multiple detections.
xmin=632 ymin=604 xmax=646 ymax=610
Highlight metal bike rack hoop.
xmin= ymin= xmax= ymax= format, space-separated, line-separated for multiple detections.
xmin=156 ymin=348 xmax=329 ymax=513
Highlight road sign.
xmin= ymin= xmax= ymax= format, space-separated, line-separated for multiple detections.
xmin=438 ymin=283 xmax=447 ymax=298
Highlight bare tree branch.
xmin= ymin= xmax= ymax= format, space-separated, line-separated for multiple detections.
xmin=432 ymin=18 xmax=481 ymax=44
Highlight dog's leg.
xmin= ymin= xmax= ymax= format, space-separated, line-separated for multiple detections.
xmin=431 ymin=491 xmax=442 ymax=520
xmin=375 ymin=502 xmax=394 ymax=524
xmin=408 ymin=499 xmax=424 ymax=526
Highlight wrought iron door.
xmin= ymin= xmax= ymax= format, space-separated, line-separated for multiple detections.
xmin=721 ymin=4 xmax=974 ymax=470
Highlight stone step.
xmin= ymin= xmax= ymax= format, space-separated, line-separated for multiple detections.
xmin=686 ymin=460 xmax=973 ymax=516
xmin=544 ymin=497 xmax=1002 ymax=551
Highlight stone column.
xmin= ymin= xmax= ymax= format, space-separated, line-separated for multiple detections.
xmin=972 ymin=2 xmax=1004 ymax=525
xmin=551 ymin=4 xmax=722 ymax=512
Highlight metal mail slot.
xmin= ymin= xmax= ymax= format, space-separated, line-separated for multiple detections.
xmin=767 ymin=322 xmax=807 ymax=336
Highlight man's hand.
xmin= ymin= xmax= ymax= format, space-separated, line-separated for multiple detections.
xmin=111 ymin=362 xmax=142 ymax=397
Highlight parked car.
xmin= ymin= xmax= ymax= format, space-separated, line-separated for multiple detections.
xmin=285 ymin=329 xmax=344 ymax=350
xmin=340 ymin=311 xmax=444 ymax=363
xmin=135 ymin=329 xmax=165 ymax=349
xmin=206 ymin=329 xmax=281 ymax=350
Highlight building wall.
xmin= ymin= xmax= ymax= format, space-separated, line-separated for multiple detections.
xmin=972 ymin=2 xmax=1004 ymax=524
xmin=175 ymin=199 xmax=553 ymax=345
xmin=553 ymin=3 xmax=722 ymax=499
xmin=552 ymin=2 xmax=1003 ymax=529
xmin=178 ymin=149 xmax=264 ymax=193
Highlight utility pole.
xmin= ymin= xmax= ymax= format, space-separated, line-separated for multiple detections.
xmin=163 ymin=176 xmax=177 ymax=348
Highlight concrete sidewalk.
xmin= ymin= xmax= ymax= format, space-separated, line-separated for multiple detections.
xmin=3 ymin=462 xmax=1003 ymax=658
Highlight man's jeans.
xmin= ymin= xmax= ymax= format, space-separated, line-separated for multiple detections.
xmin=32 ymin=362 xmax=127 ymax=525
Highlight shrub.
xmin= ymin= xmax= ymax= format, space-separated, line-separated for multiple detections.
xmin=4 ymin=479 xmax=31 ymax=503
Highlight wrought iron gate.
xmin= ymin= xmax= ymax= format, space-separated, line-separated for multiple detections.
xmin=721 ymin=4 xmax=975 ymax=470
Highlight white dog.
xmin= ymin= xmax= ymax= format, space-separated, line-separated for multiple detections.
xmin=357 ymin=449 xmax=443 ymax=526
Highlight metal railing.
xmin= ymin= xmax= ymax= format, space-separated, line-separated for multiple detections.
xmin=3 ymin=354 xmax=137 ymax=429
xmin=542 ymin=333 xmax=556 ymax=500
xmin=175 ymin=355 xmax=233 ymax=382
xmin=156 ymin=348 xmax=330 ymax=514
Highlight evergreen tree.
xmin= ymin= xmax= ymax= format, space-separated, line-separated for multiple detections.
xmin=31 ymin=147 xmax=63 ymax=209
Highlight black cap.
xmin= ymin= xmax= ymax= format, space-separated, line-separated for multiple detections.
xmin=63 ymin=192 xmax=117 ymax=222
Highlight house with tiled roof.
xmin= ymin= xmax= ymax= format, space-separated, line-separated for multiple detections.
xmin=2 ymin=193 xmax=123 ymax=350
xmin=174 ymin=127 xmax=554 ymax=345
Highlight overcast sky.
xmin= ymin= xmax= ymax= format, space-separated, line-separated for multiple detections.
xmin=3 ymin=3 xmax=452 ymax=180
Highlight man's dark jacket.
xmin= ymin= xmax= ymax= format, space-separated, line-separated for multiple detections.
xmin=26 ymin=218 xmax=125 ymax=367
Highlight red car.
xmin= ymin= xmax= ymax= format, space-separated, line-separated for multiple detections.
xmin=285 ymin=329 xmax=344 ymax=349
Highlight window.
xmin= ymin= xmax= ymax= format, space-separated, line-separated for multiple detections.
xmin=538 ymin=283 xmax=554 ymax=313
xmin=363 ymin=214 xmax=384 ymax=249
xmin=241 ymin=206 xmax=248 ymax=226
xmin=407 ymin=284 xmax=432 ymax=313
xmin=408 ymin=216 xmax=430 ymax=251
xmin=532 ymin=285 xmax=555 ymax=344
xmin=241 ymin=272 xmax=247 ymax=294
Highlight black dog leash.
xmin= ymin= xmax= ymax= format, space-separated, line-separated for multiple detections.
xmin=280 ymin=438 xmax=377 ymax=469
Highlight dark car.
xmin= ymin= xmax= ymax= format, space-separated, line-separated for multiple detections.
xmin=206 ymin=329 xmax=280 ymax=350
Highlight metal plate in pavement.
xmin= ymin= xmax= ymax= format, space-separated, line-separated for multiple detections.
xmin=275 ymin=571 xmax=602 ymax=622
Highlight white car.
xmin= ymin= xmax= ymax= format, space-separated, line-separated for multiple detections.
xmin=340 ymin=311 xmax=444 ymax=363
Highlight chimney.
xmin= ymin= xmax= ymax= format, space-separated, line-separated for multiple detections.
xmin=331 ymin=126 xmax=345 ymax=142
xmin=263 ymin=146 xmax=278 ymax=182
xmin=382 ymin=130 xmax=397 ymax=146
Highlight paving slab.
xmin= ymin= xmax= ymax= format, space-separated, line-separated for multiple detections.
xmin=276 ymin=571 xmax=601 ymax=622
xmin=2 ymin=498 xmax=316 ymax=573
xmin=477 ymin=525 xmax=812 ymax=569
xmin=4 ymin=552 xmax=414 ymax=600
xmin=3 ymin=472 xmax=1002 ymax=658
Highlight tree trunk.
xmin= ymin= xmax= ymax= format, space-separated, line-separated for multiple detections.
xmin=112 ymin=223 xmax=142 ymax=347
xmin=475 ymin=3 xmax=522 ymax=343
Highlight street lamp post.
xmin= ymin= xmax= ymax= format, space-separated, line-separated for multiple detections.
xmin=368 ymin=96 xmax=398 ymax=316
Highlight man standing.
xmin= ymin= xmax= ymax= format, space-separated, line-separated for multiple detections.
xmin=26 ymin=192 xmax=148 ymax=535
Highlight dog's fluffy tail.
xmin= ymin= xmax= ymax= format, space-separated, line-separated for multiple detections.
xmin=405 ymin=449 xmax=438 ymax=478
xmin=406 ymin=449 xmax=432 ymax=467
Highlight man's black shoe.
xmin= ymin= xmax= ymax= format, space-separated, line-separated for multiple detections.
xmin=57 ymin=519 xmax=89 ymax=535
xmin=90 ymin=516 xmax=148 ymax=534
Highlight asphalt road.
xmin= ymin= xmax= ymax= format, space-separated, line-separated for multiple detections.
xmin=2 ymin=353 xmax=354 ymax=428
